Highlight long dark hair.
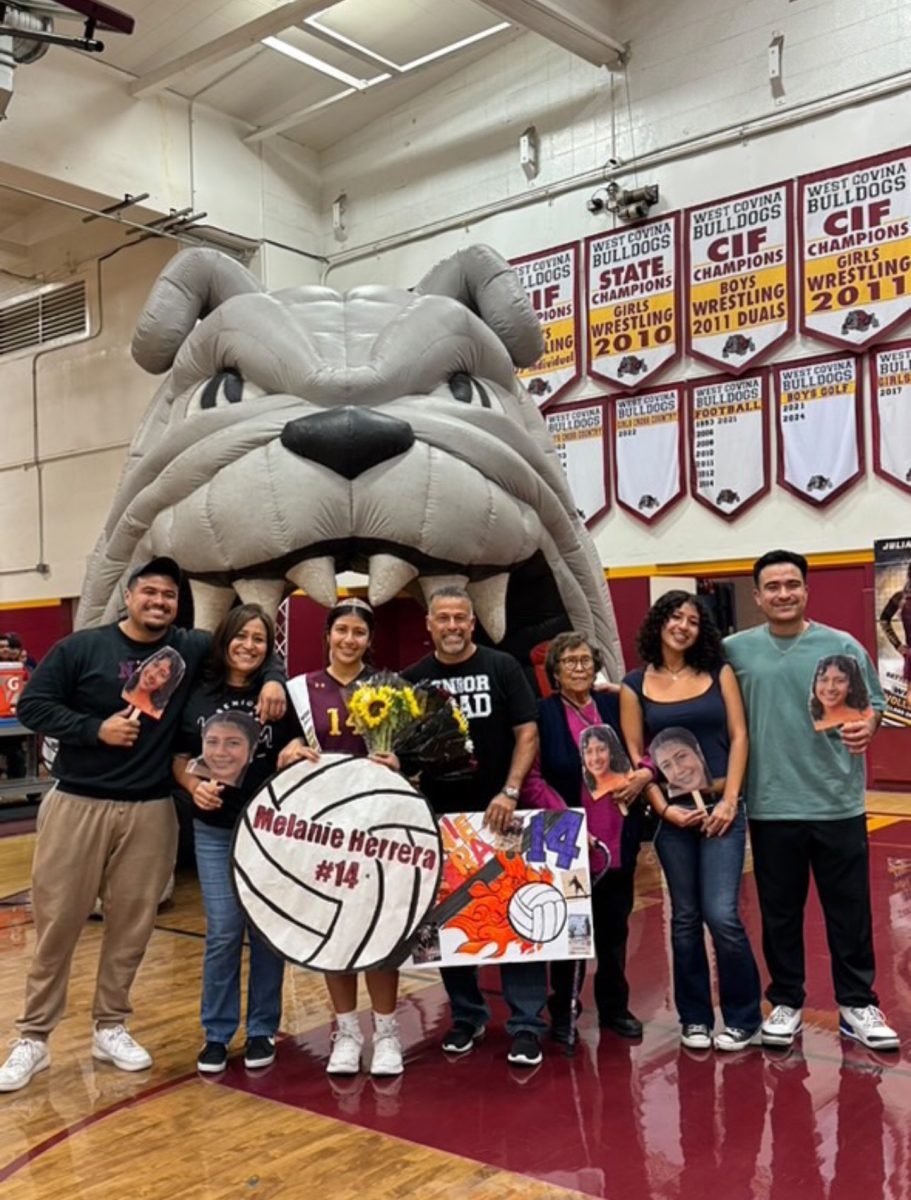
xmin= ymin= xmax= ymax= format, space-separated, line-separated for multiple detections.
xmin=808 ymin=654 xmax=869 ymax=720
xmin=635 ymin=590 xmax=723 ymax=673
xmin=324 ymin=598 xmax=375 ymax=667
xmin=203 ymin=603 xmax=275 ymax=690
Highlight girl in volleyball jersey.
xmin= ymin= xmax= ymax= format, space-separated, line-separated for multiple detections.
xmin=282 ymin=599 xmax=404 ymax=1077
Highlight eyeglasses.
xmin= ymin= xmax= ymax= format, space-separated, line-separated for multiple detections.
xmin=559 ymin=655 xmax=594 ymax=670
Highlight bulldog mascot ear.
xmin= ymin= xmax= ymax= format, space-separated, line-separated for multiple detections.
xmin=77 ymin=244 xmax=623 ymax=679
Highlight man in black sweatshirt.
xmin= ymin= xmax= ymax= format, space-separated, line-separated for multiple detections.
xmin=0 ymin=558 xmax=285 ymax=1092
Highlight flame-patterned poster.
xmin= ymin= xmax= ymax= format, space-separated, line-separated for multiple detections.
xmin=403 ymin=809 xmax=595 ymax=969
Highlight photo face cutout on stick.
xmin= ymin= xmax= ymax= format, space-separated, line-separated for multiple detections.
xmin=579 ymin=724 xmax=632 ymax=800
xmin=651 ymin=727 xmax=713 ymax=797
xmin=121 ymin=646 xmax=187 ymax=719
xmin=189 ymin=711 xmax=260 ymax=787
xmin=809 ymin=654 xmax=873 ymax=732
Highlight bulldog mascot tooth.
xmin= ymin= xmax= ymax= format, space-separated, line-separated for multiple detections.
xmin=77 ymin=245 xmax=623 ymax=677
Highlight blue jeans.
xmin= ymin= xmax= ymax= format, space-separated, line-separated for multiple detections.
xmin=655 ymin=807 xmax=761 ymax=1030
xmin=441 ymin=962 xmax=548 ymax=1036
xmin=194 ymin=820 xmax=285 ymax=1044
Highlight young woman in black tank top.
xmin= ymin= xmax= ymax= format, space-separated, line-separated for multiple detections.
xmin=621 ymin=591 xmax=761 ymax=1053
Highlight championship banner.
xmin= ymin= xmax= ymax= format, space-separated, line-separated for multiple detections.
xmin=403 ymin=808 xmax=594 ymax=970
xmin=585 ymin=212 xmax=681 ymax=391
xmin=511 ymin=242 xmax=581 ymax=407
xmin=544 ymin=398 xmax=610 ymax=526
xmin=871 ymin=339 xmax=911 ymax=495
xmin=685 ymin=182 xmax=793 ymax=373
xmin=687 ymin=372 xmax=770 ymax=520
xmin=233 ymin=755 xmax=442 ymax=973
xmin=773 ymin=354 xmax=863 ymax=507
xmin=799 ymin=148 xmax=911 ymax=349
xmin=611 ymin=384 xmax=685 ymax=524
xmin=873 ymin=537 xmax=911 ymax=727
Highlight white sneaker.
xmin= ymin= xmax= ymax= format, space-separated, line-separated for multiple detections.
xmin=326 ymin=1027 xmax=364 ymax=1075
xmin=0 ymin=1038 xmax=50 ymax=1092
xmin=761 ymin=1005 xmax=803 ymax=1047
xmin=839 ymin=1006 xmax=900 ymax=1051
xmin=714 ymin=1026 xmax=761 ymax=1052
xmin=680 ymin=1024 xmax=712 ymax=1050
xmin=370 ymin=1027 xmax=404 ymax=1076
xmin=92 ymin=1024 xmax=152 ymax=1072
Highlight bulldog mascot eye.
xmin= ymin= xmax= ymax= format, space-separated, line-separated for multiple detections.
xmin=77 ymin=245 xmax=623 ymax=678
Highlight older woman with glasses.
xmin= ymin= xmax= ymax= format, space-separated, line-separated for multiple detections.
xmin=523 ymin=631 xmax=653 ymax=1041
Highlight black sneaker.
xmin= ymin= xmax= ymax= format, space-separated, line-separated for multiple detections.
xmin=441 ymin=1024 xmax=485 ymax=1054
xmin=507 ymin=1032 xmax=543 ymax=1066
xmin=197 ymin=1041 xmax=228 ymax=1074
xmin=244 ymin=1036 xmax=277 ymax=1069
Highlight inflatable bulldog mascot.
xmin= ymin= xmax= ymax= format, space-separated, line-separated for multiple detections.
xmin=77 ymin=245 xmax=622 ymax=677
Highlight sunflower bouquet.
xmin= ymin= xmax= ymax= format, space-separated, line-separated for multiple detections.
xmin=347 ymin=670 xmax=422 ymax=755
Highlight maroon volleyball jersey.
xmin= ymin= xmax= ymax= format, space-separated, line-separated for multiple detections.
xmin=301 ymin=669 xmax=366 ymax=755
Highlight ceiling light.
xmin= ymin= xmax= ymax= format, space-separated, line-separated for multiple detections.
xmin=261 ymin=36 xmax=387 ymax=89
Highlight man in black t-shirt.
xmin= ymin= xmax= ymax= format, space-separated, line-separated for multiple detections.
xmin=402 ymin=586 xmax=547 ymax=1067
xmin=0 ymin=558 xmax=286 ymax=1093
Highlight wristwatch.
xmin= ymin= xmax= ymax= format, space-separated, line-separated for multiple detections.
xmin=502 ymin=785 xmax=520 ymax=801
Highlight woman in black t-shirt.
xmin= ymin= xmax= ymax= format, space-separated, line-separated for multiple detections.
xmin=173 ymin=604 xmax=299 ymax=1076
xmin=621 ymin=591 xmax=761 ymax=1053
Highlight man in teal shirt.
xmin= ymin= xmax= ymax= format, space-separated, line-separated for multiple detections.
xmin=725 ymin=549 xmax=899 ymax=1051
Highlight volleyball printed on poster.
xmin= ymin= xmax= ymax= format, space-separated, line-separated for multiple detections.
xmin=544 ymin=399 xmax=610 ymax=527
xmin=232 ymin=754 xmax=442 ymax=973
xmin=874 ymin=537 xmax=911 ymax=727
xmin=688 ymin=372 xmax=770 ymax=520
xmin=404 ymin=808 xmax=594 ymax=970
xmin=586 ymin=212 xmax=681 ymax=391
xmin=799 ymin=147 xmax=911 ymax=349
xmin=773 ymin=354 xmax=863 ymax=507
xmin=685 ymin=182 xmax=793 ymax=372
xmin=611 ymin=384 xmax=685 ymax=524
xmin=871 ymin=340 xmax=911 ymax=496
xmin=511 ymin=242 xmax=581 ymax=407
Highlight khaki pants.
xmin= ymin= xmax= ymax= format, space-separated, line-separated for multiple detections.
xmin=17 ymin=788 xmax=178 ymax=1040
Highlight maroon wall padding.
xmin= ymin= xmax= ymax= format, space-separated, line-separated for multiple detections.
xmin=607 ymin=576 xmax=651 ymax=671
xmin=285 ymin=594 xmax=431 ymax=678
xmin=0 ymin=602 xmax=74 ymax=663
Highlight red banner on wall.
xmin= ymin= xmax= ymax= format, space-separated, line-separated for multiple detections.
xmin=773 ymin=353 xmax=864 ymax=507
xmin=685 ymin=182 xmax=794 ymax=373
xmin=799 ymin=148 xmax=911 ymax=350
xmin=544 ymin=399 xmax=610 ymax=527
xmin=586 ymin=213 xmax=681 ymax=392
xmin=687 ymin=371 xmax=770 ymax=521
xmin=511 ymin=242 xmax=582 ymax=408
xmin=610 ymin=383 xmax=685 ymax=524
xmin=871 ymin=339 xmax=911 ymax=496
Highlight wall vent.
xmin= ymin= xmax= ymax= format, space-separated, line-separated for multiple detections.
xmin=0 ymin=280 xmax=88 ymax=357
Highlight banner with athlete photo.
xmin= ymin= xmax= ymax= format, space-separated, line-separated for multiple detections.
xmin=511 ymin=243 xmax=581 ymax=407
xmin=403 ymin=808 xmax=595 ymax=970
xmin=799 ymin=148 xmax=911 ymax=349
xmin=544 ymin=399 xmax=610 ymax=526
xmin=871 ymin=340 xmax=911 ymax=495
xmin=685 ymin=182 xmax=793 ymax=372
xmin=773 ymin=354 xmax=863 ymax=507
xmin=688 ymin=372 xmax=770 ymax=520
xmin=611 ymin=384 xmax=685 ymax=524
xmin=586 ymin=213 xmax=681 ymax=391
xmin=874 ymin=537 xmax=911 ymax=727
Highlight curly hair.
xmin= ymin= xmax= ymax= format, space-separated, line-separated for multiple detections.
xmin=808 ymin=654 xmax=870 ymax=720
xmin=544 ymin=631 xmax=603 ymax=690
xmin=635 ymin=591 xmax=723 ymax=673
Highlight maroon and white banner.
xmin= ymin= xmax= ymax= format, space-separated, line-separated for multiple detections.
xmin=611 ymin=384 xmax=685 ymax=524
xmin=511 ymin=242 xmax=581 ymax=408
xmin=586 ymin=213 xmax=681 ymax=391
xmin=688 ymin=372 xmax=770 ymax=520
xmin=799 ymin=148 xmax=911 ymax=349
xmin=871 ymin=340 xmax=911 ymax=495
xmin=545 ymin=398 xmax=610 ymax=526
xmin=685 ymin=182 xmax=794 ymax=373
xmin=774 ymin=354 xmax=864 ymax=507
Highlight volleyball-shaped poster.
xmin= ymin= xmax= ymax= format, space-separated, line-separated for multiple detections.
xmin=232 ymin=754 xmax=442 ymax=973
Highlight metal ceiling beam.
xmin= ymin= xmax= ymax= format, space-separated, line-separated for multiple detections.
xmin=477 ymin=0 xmax=626 ymax=68
xmin=128 ymin=0 xmax=344 ymax=99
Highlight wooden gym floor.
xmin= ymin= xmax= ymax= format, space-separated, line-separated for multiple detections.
xmin=1 ymin=793 xmax=910 ymax=1200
